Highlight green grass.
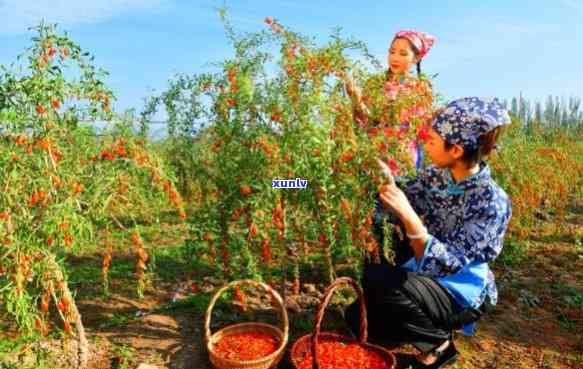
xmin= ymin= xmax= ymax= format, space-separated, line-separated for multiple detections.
xmin=557 ymin=313 xmax=578 ymax=331
xmin=153 ymin=291 xmax=213 ymax=314
xmin=110 ymin=343 xmax=136 ymax=369
xmin=518 ymin=289 xmax=542 ymax=308
xmin=66 ymin=264 xmax=101 ymax=289
xmin=0 ymin=334 xmax=63 ymax=369
xmin=0 ymin=334 xmax=34 ymax=357
xmin=551 ymin=283 xmax=583 ymax=308
xmin=65 ymin=256 xmax=137 ymax=298
xmin=574 ymin=235 xmax=582 ymax=251
xmin=99 ymin=312 xmax=138 ymax=329
xmin=65 ymin=234 xmax=195 ymax=298
xmin=495 ymin=238 xmax=530 ymax=267
xmin=149 ymin=242 xmax=199 ymax=281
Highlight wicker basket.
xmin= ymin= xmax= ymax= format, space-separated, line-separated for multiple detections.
xmin=290 ymin=277 xmax=396 ymax=369
xmin=204 ymin=279 xmax=289 ymax=369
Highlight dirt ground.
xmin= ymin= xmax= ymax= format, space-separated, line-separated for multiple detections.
xmin=1 ymin=198 xmax=582 ymax=369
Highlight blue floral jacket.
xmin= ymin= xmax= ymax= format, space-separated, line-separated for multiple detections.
xmin=373 ymin=161 xmax=512 ymax=334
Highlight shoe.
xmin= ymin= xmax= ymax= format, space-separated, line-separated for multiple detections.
xmin=410 ymin=341 xmax=458 ymax=369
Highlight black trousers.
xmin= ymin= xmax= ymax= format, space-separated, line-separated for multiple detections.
xmin=345 ymin=221 xmax=483 ymax=353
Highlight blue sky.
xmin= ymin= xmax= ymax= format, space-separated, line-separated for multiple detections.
xmin=1 ymin=0 xmax=582 ymax=116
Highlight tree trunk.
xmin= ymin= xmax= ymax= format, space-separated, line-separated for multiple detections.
xmin=49 ymin=256 xmax=89 ymax=369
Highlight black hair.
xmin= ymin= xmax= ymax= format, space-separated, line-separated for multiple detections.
xmin=444 ymin=126 xmax=506 ymax=168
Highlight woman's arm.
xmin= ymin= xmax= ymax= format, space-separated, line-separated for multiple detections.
xmin=378 ymin=169 xmax=511 ymax=270
xmin=376 ymin=165 xmax=431 ymax=219
xmin=344 ymin=75 xmax=370 ymax=126
xmin=415 ymin=191 xmax=512 ymax=277
xmin=378 ymin=184 xmax=428 ymax=260
xmin=377 ymin=162 xmax=431 ymax=260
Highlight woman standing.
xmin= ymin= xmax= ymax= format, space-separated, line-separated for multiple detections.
xmin=346 ymin=30 xmax=436 ymax=171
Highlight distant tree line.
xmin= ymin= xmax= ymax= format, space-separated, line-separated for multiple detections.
xmin=504 ymin=95 xmax=583 ymax=135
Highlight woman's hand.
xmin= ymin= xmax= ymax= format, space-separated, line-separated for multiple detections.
xmin=378 ymin=181 xmax=429 ymax=260
xmin=344 ymin=74 xmax=364 ymax=104
xmin=377 ymin=160 xmax=427 ymax=242
xmin=378 ymin=184 xmax=416 ymax=221
xmin=344 ymin=74 xmax=358 ymax=98
xmin=344 ymin=74 xmax=371 ymax=127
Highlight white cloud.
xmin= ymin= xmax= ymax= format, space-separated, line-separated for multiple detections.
xmin=0 ymin=0 xmax=166 ymax=34
xmin=427 ymin=18 xmax=562 ymax=70
xmin=491 ymin=21 xmax=555 ymax=37
xmin=560 ymin=0 xmax=583 ymax=13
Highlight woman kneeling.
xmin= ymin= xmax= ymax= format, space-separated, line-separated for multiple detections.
xmin=345 ymin=97 xmax=512 ymax=369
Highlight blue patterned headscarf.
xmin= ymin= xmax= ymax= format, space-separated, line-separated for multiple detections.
xmin=432 ymin=97 xmax=511 ymax=151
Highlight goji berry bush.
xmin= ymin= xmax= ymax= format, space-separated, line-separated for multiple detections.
xmin=0 ymin=23 xmax=185 ymax=355
xmin=141 ymin=15 xmax=435 ymax=292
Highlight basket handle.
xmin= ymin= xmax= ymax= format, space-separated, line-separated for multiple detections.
xmin=204 ymin=279 xmax=289 ymax=345
xmin=310 ymin=277 xmax=367 ymax=369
